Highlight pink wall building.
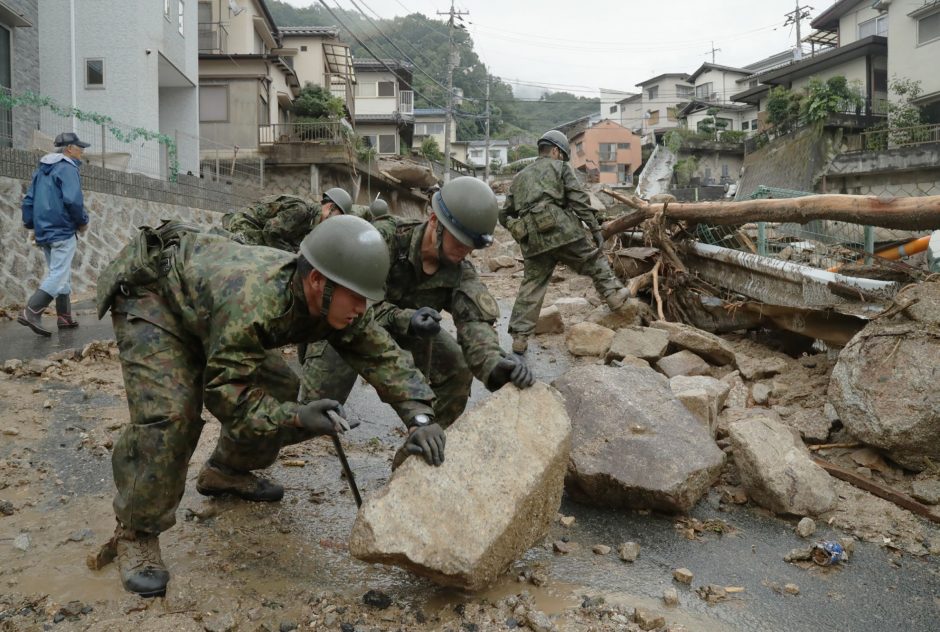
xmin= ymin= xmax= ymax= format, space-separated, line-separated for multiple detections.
xmin=569 ymin=120 xmax=642 ymax=186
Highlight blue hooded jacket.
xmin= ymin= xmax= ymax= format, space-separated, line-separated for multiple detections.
xmin=22 ymin=153 xmax=89 ymax=245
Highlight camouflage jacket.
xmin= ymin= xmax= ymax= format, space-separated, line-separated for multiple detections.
xmin=222 ymin=194 xmax=317 ymax=252
xmin=115 ymin=232 xmax=434 ymax=441
xmin=371 ymin=216 xmax=505 ymax=385
xmin=499 ymin=157 xmax=599 ymax=257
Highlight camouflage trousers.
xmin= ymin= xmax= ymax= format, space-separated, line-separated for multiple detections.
xmin=508 ymin=236 xmax=623 ymax=341
xmin=110 ymin=293 xmax=317 ymax=535
xmin=300 ymin=328 xmax=472 ymax=429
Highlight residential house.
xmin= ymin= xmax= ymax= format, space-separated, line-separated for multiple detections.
xmin=0 ymin=1 xmax=37 ymax=147
xmin=412 ymin=107 xmax=452 ymax=154
xmin=680 ymin=63 xmax=758 ymax=134
xmin=352 ymin=59 xmax=414 ymax=155
xmin=39 ymin=0 xmax=200 ymax=176
xmin=634 ymin=73 xmax=693 ymax=139
xmin=569 ymin=119 xmax=641 ymax=186
xmin=279 ymin=26 xmax=355 ymax=115
xmin=600 ymin=88 xmax=635 ymax=120
xmin=884 ymin=0 xmax=940 ymax=117
xmin=616 ymin=93 xmax=643 ymax=133
xmin=463 ymin=139 xmax=509 ymax=169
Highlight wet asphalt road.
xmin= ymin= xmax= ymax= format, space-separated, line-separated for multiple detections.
xmin=1 ymin=299 xmax=938 ymax=631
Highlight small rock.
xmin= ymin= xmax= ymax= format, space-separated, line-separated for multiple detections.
xmin=553 ymin=540 xmax=572 ymax=554
xmin=553 ymin=297 xmax=593 ymax=319
xmin=565 ymin=322 xmax=615 ymax=357
xmin=13 ymin=533 xmax=30 ymax=551
xmin=487 ymin=255 xmax=517 ymax=272
xmin=910 ymin=479 xmax=940 ymax=505
xmin=592 ymin=544 xmax=611 ymax=555
xmin=795 ymin=517 xmax=816 ymax=538
xmin=559 ymin=515 xmax=576 ymax=527
xmin=529 ymin=568 xmax=548 ymax=586
xmin=535 ymin=305 xmax=564 ymax=335
xmin=586 ymin=300 xmax=647 ymax=329
xmin=202 ymin=613 xmax=236 ymax=632
xmin=751 ymin=382 xmax=771 ymax=405
xmin=362 ymin=589 xmax=392 ymax=609
xmin=649 ymin=320 xmax=738 ymax=366
xmin=673 ymin=567 xmax=694 ymax=584
xmin=617 ymin=541 xmax=640 ymax=562
xmin=581 ymin=595 xmax=605 ymax=609
xmin=604 ymin=326 xmax=669 ymax=362
xmin=663 ymin=587 xmax=679 ymax=606
xmin=696 ymin=584 xmax=727 ymax=603
xmin=42 ymin=400 xmax=52 ymax=409
xmin=525 ymin=609 xmax=555 ymax=632
xmin=633 ymin=608 xmax=666 ymax=630
xmin=0 ymin=500 xmax=14 ymax=516
xmin=784 ymin=583 xmax=800 ymax=595
xmin=26 ymin=359 xmax=55 ymax=375
xmin=656 ymin=350 xmax=710 ymax=378
xmin=3 ymin=359 xmax=23 ymax=373
xmin=738 ymin=356 xmax=788 ymax=380
xmin=2 ymin=428 xmax=19 ymax=437
xmin=279 ymin=623 xmax=297 ymax=632
xmin=824 ymin=402 xmax=840 ymax=423
xmin=68 ymin=529 xmax=93 ymax=543
xmin=784 ymin=546 xmax=813 ymax=562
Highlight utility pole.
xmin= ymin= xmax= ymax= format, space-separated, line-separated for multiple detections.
xmin=437 ymin=0 xmax=468 ymax=182
xmin=703 ymin=41 xmax=721 ymax=64
xmin=784 ymin=2 xmax=814 ymax=60
xmin=483 ymin=77 xmax=491 ymax=182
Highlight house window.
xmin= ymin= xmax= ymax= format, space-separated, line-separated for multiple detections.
xmin=918 ymin=10 xmax=940 ymax=45
xmin=751 ymin=118 xmax=758 ymax=130
xmin=858 ymin=15 xmax=888 ymax=39
xmin=695 ymin=82 xmax=713 ymax=99
xmin=199 ymin=85 xmax=228 ymax=122
xmin=378 ymin=133 xmax=396 ymax=153
xmin=258 ymin=93 xmax=268 ymax=125
xmin=355 ymin=82 xmax=375 ymax=97
xmin=716 ymin=117 xmax=733 ymax=130
xmin=647 ymin=86 xmax=658 ymax=100
xmin=609 ymin=105 xmax=617 ymax=114
xmin=300 ymin=45 xmax=308 ymax=51
xmin=599 ymin=164 xmax=617 ymax=173
xmin=617 ymin=164 xmax=630 ymax=182
xmin=377 ymin=81 xmax=395 ymax=97
xmin=741 ymin=120 xmax=749 ymax=131
xmin=873 ymin=68 xmax=888 ymax=93
xmin=85 ymin=59 xmax=104 ymax=88
xmin=616 ymin=142 xmax=630 ymax=149
xmin=675 ymin=85 xmax=694 ymax=99
xmin=599 ymin=143 xmax=617 ymax=161
xmin=647 ymin=110 xmax=660 ymax=125
xmin=416 ymin=122 xmax=444 ymax=135
xmin=178 ymin=0 xmax=185 ymax=35
xmin=667 ymin=107 xmax=677 ymax=121
xmin=721 ymin=164 xmax=729 ymax=178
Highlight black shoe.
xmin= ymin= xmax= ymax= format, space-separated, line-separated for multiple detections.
xmin=195 ymin=463 xmax=284 ymax=502
xmin=17 ymin=290 xmax=54 ymax=337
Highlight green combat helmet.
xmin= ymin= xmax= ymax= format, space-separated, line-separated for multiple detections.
xmin=323 ymin=187 xmax=353 ymax=215
xmin=298 ymin=215 xmax=390 ymax=301
xmin=369 ymin=198 xmax=389 ymax=218
xmin=430 ymin=176 xmax=498 ymax=249
xmin=537 ymin=129 xmax=570 ymax=161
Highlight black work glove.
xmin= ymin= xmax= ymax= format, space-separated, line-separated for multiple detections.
xmin=408 ymin=306 xmax=442 ymax=338
xmin=296 ymin=399 xmax=358 ymax=435
xmin=405 ymin=422 xmax=446 ymax=466
xmin=488 ymin=354 xmax=536 ymax=390
xmin=592 ymin=229 xmax=605 ymax=250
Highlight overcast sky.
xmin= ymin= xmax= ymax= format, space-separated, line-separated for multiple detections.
xmin=282 ymin=1 xmax=818 ymax=97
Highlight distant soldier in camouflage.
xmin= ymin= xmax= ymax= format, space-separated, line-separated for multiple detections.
xmin=222 ymin=187 xmax=353 ymax=251
xmin=499 ymin=129 xmax=631 ymax=354
xmin=96 ymin=216 xmax=434 ymax=598
xmin=302 ymin=177 xmax=535 ymax=467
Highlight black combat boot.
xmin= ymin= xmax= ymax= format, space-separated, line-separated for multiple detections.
xmin=17 ymin=289 xmax=54 ymax=336
xmin=55 ymin=294 xmax=79 ymax=329
xmin=114 ymin=523 xmax=170 ymax=598
xmin=195 ymin=460 xmax=284 ymax=502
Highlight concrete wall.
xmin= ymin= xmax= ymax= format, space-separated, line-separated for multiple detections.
xmin=889 ymin=0 xmax=940 ymax=104
xmin=694 ymin=68 xmax=748 ymax=104
xmin=355 ymin=70 xmax=399 ymax=116
xmin=357 ymin=123 xmax=400 ymax=154
xmin=789 ymin=56 xmax=868 ymax=94
xmin=285 ymin=35 xmax=328 ymax=87
xmin=618 ymin=98 xmax=644 ymax=132
xmin=3 ymin=0 xmax=39 ymax=146
xmin=825 ymin=141 xmax=940 ymax=197
xmin=638 ymin=76 xmax=691 ymax=133
xmin=0 ymin=174 xmax=222 ymax=306
xmin=838 ymin=1 xmax=883 ymax=45
xmin=199 ymin=78 xmax=264 ymax=150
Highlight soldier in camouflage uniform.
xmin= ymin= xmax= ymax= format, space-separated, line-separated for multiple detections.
xmin=222 ymin=187 xmax=353 ymax=251
xmin=499 ymin=130 xmax=631 ymax=354
xmin=302 ymin=177 xmax=534 ymax=466
xmin=96 ymin=216 xmax=434 ymax=598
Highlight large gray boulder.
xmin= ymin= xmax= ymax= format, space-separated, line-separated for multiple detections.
xmin=649 ymin=321 xmax=737 ymax=367
xmin=552 ymin=365 xmax=725 ymax=513
xmin=728 ymin=411 xmax=836 ymax=516
xmin=829 ymin=282 xmax=940 ymax=470
xmin=349 ymin=383 xmax=571 ymax=590
xmin=605 ymin=327 xmax=669 ymax=363
xmin=670 ymin=375 xmax=731 ymax=437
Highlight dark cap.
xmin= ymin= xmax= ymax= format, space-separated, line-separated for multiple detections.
xmin=54 ymin=132 xmax=90 ymax=148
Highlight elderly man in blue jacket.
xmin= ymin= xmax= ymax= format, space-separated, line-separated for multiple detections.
xmin=19 ymin=132 xmax=90 ymax=336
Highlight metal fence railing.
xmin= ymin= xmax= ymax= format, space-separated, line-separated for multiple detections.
xmin=258 ymin=121 xmax=345 ymax=145
xmin=845 ymin=122 xmax=940 ymax=153
xmin=694 ymin=186 xmax=925 ymax=273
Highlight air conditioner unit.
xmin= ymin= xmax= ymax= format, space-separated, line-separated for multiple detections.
xmin=709 ymin=92 xmax=719 ymax=101
xmin=229 ymin=0 xmax=245 ymax=16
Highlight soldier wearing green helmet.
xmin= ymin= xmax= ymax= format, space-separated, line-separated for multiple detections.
xmin=95 ymin=216 xmax=434 ymax=599
xmin=499 ymin=129 xmax=632 ymax=354
xmin=301 ymin=176 xmax=535 ymax=468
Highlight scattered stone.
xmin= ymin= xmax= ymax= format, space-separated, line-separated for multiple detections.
xmin=25 ymin=359 xmax=55 ymax=375
xmin=68 ymin=529 xmax=93 ymax=543
xmin=525 ymin=610 xmax=555 ymax=632
xmin=553 ymin=365 xmax=724 ymax=513
xmin=13 ymin=533 xmax=30 ymax=551
xmin=612 ymin=355 xmax=650 ymax=369
xmin=617 ymin=541 xmax=640 ymax=562
xmin=2 ymin=428 xmax=19 ymax=436
xmin=796 ymin=517 xmax=816 ymax=539
xmin=722 ymin=371 xmax=749 ymax=409
xmin=829 ymin=281 xmax=940 ymax=470
xmin=649 ymin=320 xmax=738 ymax=366
xmin=487 ymin=255 xmax=517 ymax=272
xmin=362 ymin=589 xmax=392 ymax=609
xmin=581 ymin=595 xmax=605 ymax=609
xmin=784 ymin=546 xmax=814 ymax=562
xmin=910 ymin=479 xmax=940 ymax=505
xmin=784 ymin=583 xmax=800 ymax=595
xmin=349 ymin=383 xmax=571 ymax=590
xmin=586 ymin=299 xmax=648 ymax=330
xmin=824 ymin=402 xmax=840 ymax=424
xmin=559 ymin=515 xmax=575 ymax=527
xmin=279 ymin=624 xmax=297 ymax=632
xmin=738 ymin=355 xmax=788 ymax=380
xmin=553 ymin=297 xmax=593 ymax=319
xmin=534 ymin=305 xmax=564 ymax=335
xmin=604 ymin=327 xmax=669 ymax=363
xmin=633 ymin=608 xmax=665 ymax=630
xmin=663 ymin=587 xmax=679 ymax=606
xmin=729 ymin=411 xmax=836 ymax=516
xmin=592 ymin=544 xmax=611 ymax=555
xmin=553 ymin=540 xmax=572 ymax=555
xmin=42 ymin=400 xmax=52 ymax=409
xmin=202 ymin=613 xmax=236 ymax=632
xmin=670 ymin=375 xmax=731 ymax=436
xmin=673 ymin=568 xmax=694 ymax=584
xmin=655 ymin=350 xmax=710 ymax=378
xmin=3 ymin=359 xmax=23 ymax=373
xmin=778 ymin=407 xmax=833 ymax=443
xmin=565 ymin=322 xmax=615 ymax=357
xmin=696 ymin=584 xmax=727 ymax=603
xmin=751 ymin=382 xmax=772 ymax=405
xmin=528 ymin=568 xmax=548 ymax=586
xmin=849 ymin=447 xmax=891 ymax=473
xmin=0 ymin=500 xmax=14 ymax=516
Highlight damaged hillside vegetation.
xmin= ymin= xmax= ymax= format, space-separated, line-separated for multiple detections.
xmin=2 ymin=191 xmax=940 ymax=631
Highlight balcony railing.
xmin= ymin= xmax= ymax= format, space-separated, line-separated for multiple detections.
xmin=259 ymin=121 xmax=345 ymax=145
xmin=198 ymin=22 xmax=228 ymax=54
xmin=848 ymin=123 xmax=940 ymax=152
xmin=399 ymin=90 xmax=414 ymax=116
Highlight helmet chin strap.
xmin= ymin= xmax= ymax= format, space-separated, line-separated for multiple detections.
xmin=321 ymin=278 xmax=335 ymax=318
xmin=436 ymin=221 xmax=447 ymax=264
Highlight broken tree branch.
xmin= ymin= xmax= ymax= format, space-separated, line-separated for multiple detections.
xmin=652 ymin=259 xmax=664 ymax=321
xmin=627 ymin=270 xmax=653 ymax=296
xmin=812 ymin=457 xmax=940 ymax=525
xmin=602 ymin=193 xmax=940 ymax=233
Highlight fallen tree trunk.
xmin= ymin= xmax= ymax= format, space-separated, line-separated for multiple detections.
xmin=602 ymin=194 xmax=940 ymax=233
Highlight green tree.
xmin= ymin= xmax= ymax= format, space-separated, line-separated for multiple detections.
xmin=508 ymin=144 xmax=537 ymax=162
xmin=696 ymin=108 xmax=729 ymax=140
xmin=292 ymin=83 xmax=345 ymax=120
xmin=766 ymin=86 xmax=804 ymax=134
xmin=419 ymin=136 xmax=443 ymax=161
xmin=800 ymin=75 xmax=863 ymax=123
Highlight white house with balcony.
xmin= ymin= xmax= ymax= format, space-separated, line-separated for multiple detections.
xmin=279 ymin=26 xmax=355 ymax=116
xmin=463 ymin=140 xmax=509 ymax=169
xmin=412 ymin=107 xmax=454 ymax=153
xmin=351 ymin=59 xmax=414 ymax=155
xmin=38 ymin=0 xmax=200 ymax=177
xmin=634 ymin=73 xmax=693 ymax=140
xmin=681 ymin=63 xmax=758 ymax=134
